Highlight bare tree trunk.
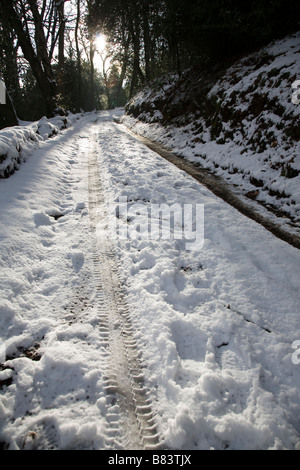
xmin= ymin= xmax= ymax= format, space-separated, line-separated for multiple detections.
xmin=101 ymin=55 xmax=112 ymax=109
xmin=75 ymin=0 xmax=82 ymax=111
xmin=87 ymin=0 xmax=96 ymax=110
xmin=27 ymin=0 xmax=54 ymax=80
xmin=0 ymin=0 xmax=57 ymax=117
xmin=128 ymin=3 xmax=145 ymax=97
xmin=116 ymin=34 xmax=130 ymax=104
xmin=56 ymin=0 xmax=66 ymax=99
xmin=142 ymin=1 xmax=151 ymax=82
xmin=89 ymin=40 xmax=95 ymax=110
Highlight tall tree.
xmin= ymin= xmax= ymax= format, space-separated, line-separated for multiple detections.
xmin=0 ymin=15 xmax=21 ymax=112
xmin=74 ymin=0 xmax=82 ymax=111
xmin=86 ymin=0 xmax=96 ymax=110
xmin=0 ymin=0 xmax=57 ymax=117
xmin=56 ymin=0 xmax=66 ymax=97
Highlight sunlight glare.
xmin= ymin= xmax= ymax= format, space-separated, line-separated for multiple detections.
xmin=94 ymin=33 xmax=111 ymax=74
xmin=95 ymin=34 xmax=107 ymax=54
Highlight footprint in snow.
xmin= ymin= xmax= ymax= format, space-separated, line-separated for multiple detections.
xmin=33 ymin=212 xmax=53 ymax=227
xmin=67 ymin=251 xmax=85 ymax=272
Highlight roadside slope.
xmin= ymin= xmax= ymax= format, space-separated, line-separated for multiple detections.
xmin=124 ymin=32 xmax=300 ymax=238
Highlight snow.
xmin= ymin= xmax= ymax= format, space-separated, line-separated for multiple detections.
xmin=0 ymin=108 xmax=300 ymax=450
xmin=123 ymin=33 xmax=300 ymax=236
xmin=0 ymin=114 xmax=80 ymax=179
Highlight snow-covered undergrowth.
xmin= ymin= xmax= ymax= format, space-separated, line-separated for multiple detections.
xmin=124 ymin=33 xmax=300 ymax=230
xmin=0 ymin=114 xmax=81 ymax=179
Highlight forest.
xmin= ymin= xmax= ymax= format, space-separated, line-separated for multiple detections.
xmin=0 ymin=0 xmax=300 ymax=128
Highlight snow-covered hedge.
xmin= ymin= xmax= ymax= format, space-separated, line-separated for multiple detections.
xmin=0 ymin=114 xmax=77 ymax=179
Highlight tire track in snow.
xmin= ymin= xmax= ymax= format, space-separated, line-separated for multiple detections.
xmin=88 ymin=135 xmax=161 ymax=450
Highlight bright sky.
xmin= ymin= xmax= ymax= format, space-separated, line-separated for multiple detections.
xmin=94 ymin=34 xmax=111 ymax=74
xmin=96 ymin=34 xmax=107 ymax=54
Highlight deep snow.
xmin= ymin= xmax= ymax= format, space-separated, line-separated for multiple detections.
xmin=0 ymin=110 xmax=300 ymax=450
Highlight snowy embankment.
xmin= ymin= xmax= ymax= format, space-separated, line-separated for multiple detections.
xmin=124 ymin=33 xmax=300 ymax=234
xmin=0 ymin=112 xmax=108 ymax=450
xmin=0 ymin=114 xmax=81 ymax=179
xmin=0 ymin=110 xmax=300 ymax=450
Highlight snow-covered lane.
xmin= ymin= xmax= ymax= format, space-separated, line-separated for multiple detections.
xmin=0 ymin=110 xmax=300 ymax=450
xmin=97 ymin=113 xmax=300 ymax=450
